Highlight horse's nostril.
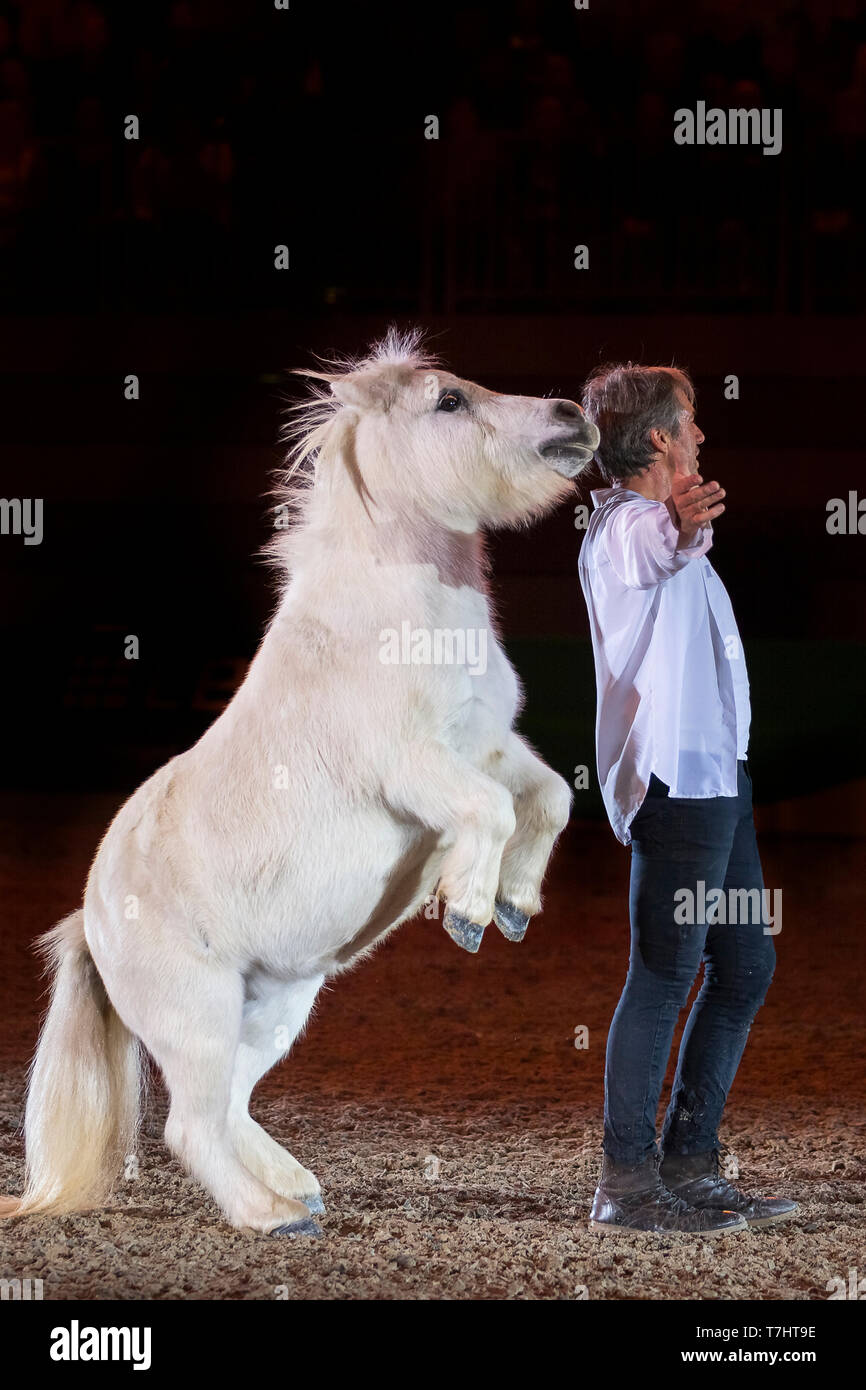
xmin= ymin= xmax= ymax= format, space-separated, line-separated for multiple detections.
xmin=553 ymin=399 xmax=582 ymax=421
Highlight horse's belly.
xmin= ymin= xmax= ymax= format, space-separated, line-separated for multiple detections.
xmin=238 ymin=809 xmax=444 ymax=977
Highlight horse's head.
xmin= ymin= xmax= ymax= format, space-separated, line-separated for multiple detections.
xmin=287 ymin=330 xmax=599 ymax=531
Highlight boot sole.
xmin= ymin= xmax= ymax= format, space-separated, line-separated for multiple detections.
xmin=588 ymin=1216 xmax=747 ymax=1238
xmin=744 ymin=1206 xmax=799 ymax=1229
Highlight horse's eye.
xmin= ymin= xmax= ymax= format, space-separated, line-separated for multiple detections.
xmin=437 ymin=391 xmax=464 ymax=413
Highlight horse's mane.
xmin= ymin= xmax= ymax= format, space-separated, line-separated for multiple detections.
xmin=263 ymin=326 xmax=441 ymax=574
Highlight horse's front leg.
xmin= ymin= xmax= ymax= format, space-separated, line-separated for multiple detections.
xmin=485 ymin=733 xmax=572 ymax=941
xmin=383 ymin=741 xmax=517 ymax=953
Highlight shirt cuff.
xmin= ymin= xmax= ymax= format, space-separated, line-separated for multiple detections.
xmin=654 ymin=504 xmax=713 ymax=564
xmin=676 ymin=521 xmax=713 ymax=555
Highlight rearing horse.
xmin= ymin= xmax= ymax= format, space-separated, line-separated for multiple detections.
xmin=1 ymin=330 xmax=598 ymax=1234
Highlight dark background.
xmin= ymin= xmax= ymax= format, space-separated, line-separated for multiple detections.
xmin=1 ymin=0 xmax=864 ymax=815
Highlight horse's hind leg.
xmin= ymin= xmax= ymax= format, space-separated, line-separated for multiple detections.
xmin=130 ymin=951 xmax=319 ymax=1234
xmin=228 ymin=974 xmax=325 ymax=1211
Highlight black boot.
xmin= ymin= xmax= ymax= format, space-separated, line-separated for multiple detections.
xmin=660 ymin=1148 xmax=799 ymax=1228
xmin=589 ymin=1152 xmax=747 ymax=1236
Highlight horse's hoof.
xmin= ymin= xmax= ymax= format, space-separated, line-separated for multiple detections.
xmin=493 ymin=900 xmax=530 ymax=942
xmin=270 ymin=1217 xmax=323 ymax=1238
xmin=443 ymin=908 xmax=485 ymax=953
xmin=300 ymin=1193 xmax=326 ymax=1215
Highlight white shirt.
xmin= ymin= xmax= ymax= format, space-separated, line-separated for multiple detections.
xmin=578 ymin=486 xmax=750 ymax=845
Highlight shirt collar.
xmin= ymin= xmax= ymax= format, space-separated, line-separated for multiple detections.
xmin=590 ymin=485 xmax=643 ymax=509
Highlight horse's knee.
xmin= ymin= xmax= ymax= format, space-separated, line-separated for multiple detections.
xmin=458 ymin=782 xmax=517 ymax=846
xmin=539 ymin=772 xmax=572 ymax=836
xmin=513 ymin=770 xmax=572 ymax=840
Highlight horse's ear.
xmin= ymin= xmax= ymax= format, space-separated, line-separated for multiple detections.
xmin=330 ymin=368 xmax=398 ymax=413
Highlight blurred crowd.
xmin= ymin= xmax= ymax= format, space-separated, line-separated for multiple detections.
xmin=0 ymin=0 xmax=863 ymax=312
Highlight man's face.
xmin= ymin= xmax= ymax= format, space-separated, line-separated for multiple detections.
xmin=666 ymin=387 xmax=705 ymax=478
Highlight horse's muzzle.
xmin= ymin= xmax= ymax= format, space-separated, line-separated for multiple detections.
xmin=539 ymin=424 xmax=599 ymax=477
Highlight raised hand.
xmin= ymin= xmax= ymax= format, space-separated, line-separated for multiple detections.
xmin=668 ymin=472 xmax=726 ymax=547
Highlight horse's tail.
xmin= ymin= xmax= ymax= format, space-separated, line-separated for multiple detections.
xmin=0 ymin=909 xmax=142 ymax=1218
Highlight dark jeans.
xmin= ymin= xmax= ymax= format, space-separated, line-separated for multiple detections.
xmin=604 ymin=760 xmax=777 ymax=1163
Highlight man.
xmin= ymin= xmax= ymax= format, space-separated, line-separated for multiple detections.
xmin=577 ymin=363 xmax=797 ymax=1236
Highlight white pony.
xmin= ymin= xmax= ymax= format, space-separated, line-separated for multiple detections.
xmin=1 ymin=330 xmax=599 ymax=1235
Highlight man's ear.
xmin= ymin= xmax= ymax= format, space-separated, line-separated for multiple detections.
xmin=649 ymin=425 xmax=669 ymax=455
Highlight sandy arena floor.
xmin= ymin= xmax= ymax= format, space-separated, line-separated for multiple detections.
xmin=1 ymin=792 xmax=863 ymax=1300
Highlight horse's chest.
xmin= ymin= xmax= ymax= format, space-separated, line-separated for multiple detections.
xmin=444 ymin=635 xmax=519 ymax=758
xmin=425 ymin=588 xmax=519 ymax=742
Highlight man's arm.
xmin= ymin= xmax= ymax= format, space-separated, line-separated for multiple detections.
xmin=604 ymin=484 xmax=721 ymax=590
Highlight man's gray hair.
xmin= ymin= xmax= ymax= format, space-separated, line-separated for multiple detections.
xmin=581 ymin=363 xmax=695 ymax=483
